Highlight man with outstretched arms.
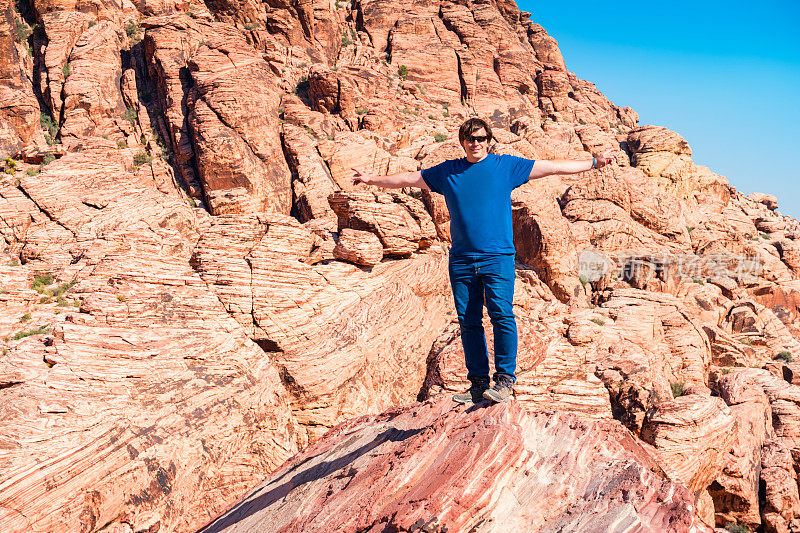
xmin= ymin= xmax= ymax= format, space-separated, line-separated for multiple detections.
xmin=352 ymin=118 xmax=617 ymax=404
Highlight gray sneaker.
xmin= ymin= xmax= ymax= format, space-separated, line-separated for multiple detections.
xmin=483 ymin=375 xmax=515 ymax=403
xmin=453 ymin=377 xmax=490 ymax=404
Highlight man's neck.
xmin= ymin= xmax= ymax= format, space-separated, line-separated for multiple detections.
xmin=465 ymin=153 xmax=488 ymax=164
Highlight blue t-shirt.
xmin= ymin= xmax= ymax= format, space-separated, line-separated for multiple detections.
xmin=421 ymin=153 xmax=534 ymax=256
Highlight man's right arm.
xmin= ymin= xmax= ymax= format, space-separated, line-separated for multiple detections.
xmin=351 ymin=168 xmax=429 ymax=190
xmin=528 ymin=149 xmax=618 ymax=180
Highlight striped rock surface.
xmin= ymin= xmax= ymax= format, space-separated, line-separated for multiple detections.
xmin=201 ymin=398 xmax=711 ymax=533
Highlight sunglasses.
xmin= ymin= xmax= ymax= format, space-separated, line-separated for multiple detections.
xmin=465 ymin=135 xmax=489 ymax=143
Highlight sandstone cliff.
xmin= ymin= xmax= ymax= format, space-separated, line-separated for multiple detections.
xmin=1 ymin=0 xmax=800 ymax=531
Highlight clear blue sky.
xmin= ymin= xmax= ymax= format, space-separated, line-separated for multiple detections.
xmin=518 ymin=0 xmax=800 ymax=219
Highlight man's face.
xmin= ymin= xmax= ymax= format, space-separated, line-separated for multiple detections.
xmin=461 ymin=128 xmax=489 ymax=163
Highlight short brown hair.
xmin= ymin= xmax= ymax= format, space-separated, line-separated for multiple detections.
xmin=458 ymin=118 xmax=493 ymax=144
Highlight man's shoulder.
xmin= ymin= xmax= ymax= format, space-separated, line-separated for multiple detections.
xmin=430 ymin=157 xmax=466 ymax=175
xmin=426 ymin=156 xmax=464 ymax=169
xmin=493 ymin=153 xmax=530 ymax=162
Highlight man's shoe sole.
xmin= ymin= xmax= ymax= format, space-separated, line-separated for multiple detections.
xmin=453 ymin=393 xmax=488 ymax=405
xmin=482 ymin=389 xmax=511 ymax=403
xmin=452 ymin=395 xmax=474 ymax=405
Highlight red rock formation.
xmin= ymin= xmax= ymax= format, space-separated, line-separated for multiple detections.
xmin=0 ymin=0 xmax=40 ymax=156
xmin=191 ymin=213 xmax=451 ymax=440
xmin=329 ymin=190 xmax=436 ymax=256
xmin=333 ymin=227 xmax=383 ymax=266
xmin=59 ymin=22 xmax=127 ymax=142
xmin=0 ymin=147 xmax=301 ymax=531
xmin=761 ymin=440 xmax=800 ymax=532
xmin=201 ymin=398 xmax=711 ymax=533
xmin=711 ymin=370 xmax=774 ymax=527
xmin=2 ymin=0 xmax=800 ymax=529
xmin=640 ymin=394 xmax=737 ymax=493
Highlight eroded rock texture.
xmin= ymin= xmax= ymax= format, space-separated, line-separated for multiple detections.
xmin=1 ymin=0 xmax=800 ymax=530
xmin=0 ymin=0 xmax=40 ymax=156
xmin=201 ymin=399 xmax=711 ymax=533
xmin=0 ymin=146 xmax=301 ymax=531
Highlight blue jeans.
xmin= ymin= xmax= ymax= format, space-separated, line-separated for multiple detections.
xmin=448 ymin=253 xmax=517 ymax=382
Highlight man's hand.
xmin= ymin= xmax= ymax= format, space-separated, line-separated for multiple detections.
xmin=352 ymin=167 xmax=375 ymax=186
xmin=595 ymin=149 xmax=619 ymax=169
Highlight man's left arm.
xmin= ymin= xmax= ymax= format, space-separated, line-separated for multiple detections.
xmin=528 ymin=149 xmax=618 ymax=180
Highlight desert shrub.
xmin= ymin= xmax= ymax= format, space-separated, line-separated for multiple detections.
xmin=122 ymin=106 xmax=138 ymax=125
xmin=125 ymin=21 xmax=142 ymax=43
xmin=31 ymin=273 xmax=54 ymax=292
xmin=11 ymin=326 xmax=50 ymax=341
xmin=154 ymin=134 xmax=168 ymax=160
xmin=15 ymin=20 xmax=32 ymax=42
xmin=40 ymin=113 xmax=58 ymax=142
xmin=590 ymin=318 xmax=605 ymax=326
xmin=47 ymin=280 xmax=76 ymax=298
xmin=434 ymin=133 xmax=447 ymax=143
xmin=724 ymin=523 xmax=750 ymax=533
xmin=397 ymin=64 xmax=408 ymax=80
xmin=133 ymin=151 xmax=153 ymax=167
xmin=3 ymin=157 xmax=16 ymax=174
xmin=670 ymin=381 xmax=686 ymax=398
xmin=776 ymin=351 xmax=793 ymax=362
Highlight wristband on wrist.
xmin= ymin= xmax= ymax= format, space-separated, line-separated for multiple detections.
xmin=592 ymin=157 xmax=596 ymax=169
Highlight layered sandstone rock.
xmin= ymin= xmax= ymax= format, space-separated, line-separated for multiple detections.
xmin=59 ymin=22 xmax=127 ymax=142
xmin=201 ymin=398 xmax=711 ymax=533
xmin=512 ymin=175 xmax=583 ymax=301
xmin=3 ymin=0 xmax=800 ymax=530
xmin=710 ymin=370 xmax=774 ymax=528
xmin=760 ymin=440 xmax=800 ymax=532
xmin=0 ymin=0 xmax=41 ymax=157
xmin=333 ymin=227 xmax=383 ymax=266
xmin=0 ymin=147 xmax=302 ymax=531
xmin=640 ymin=395 xmax=737 ymax=494
xmin=191 ymin=213 xmax=451 ymax=440
xmin=144 ymin=13 xmax=292 ymax=211
xmin=328 ymin=190 xmax=436 ymax=256
xmin=594 ymin=339 xmax=673 ymax=433
xmin=187 ymin=39 xmax=291 ymax=214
